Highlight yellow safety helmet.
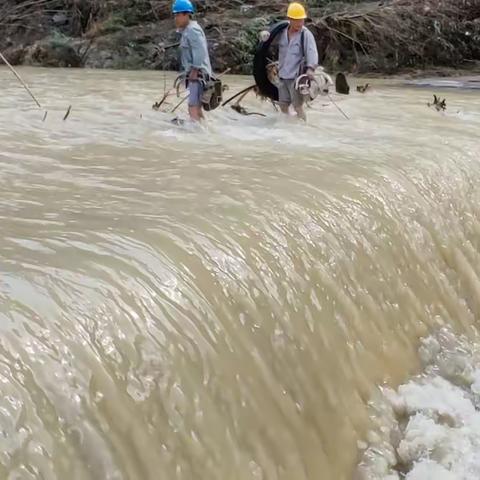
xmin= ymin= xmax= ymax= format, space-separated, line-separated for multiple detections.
xmin=287 ymin=2 xmax=307 ymax=20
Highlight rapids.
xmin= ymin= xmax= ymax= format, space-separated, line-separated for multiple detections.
xmin=1 ymin=67 xmax=479 ymax=479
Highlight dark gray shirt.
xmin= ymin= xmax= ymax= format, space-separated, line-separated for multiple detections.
xmin=278 ymin=26 xmax=319 ymax=80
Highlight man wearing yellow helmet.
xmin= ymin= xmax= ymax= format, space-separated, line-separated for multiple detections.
xmin=278 ymin=2 xmax=319 ymax=120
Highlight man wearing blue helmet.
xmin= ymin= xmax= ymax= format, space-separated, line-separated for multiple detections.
xmin=172 ymin=0 xmax=212 ymax=121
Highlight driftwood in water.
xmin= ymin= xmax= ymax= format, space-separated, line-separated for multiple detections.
xmin=230 ymin=104 xmax=266 ymax=117
xmin=356 ymin=83 xmax=370 ymax=93
xmin=222 ymin=85 xmax=256 ymax=107
xmin=63 ymin=105 xmax=72 ymax=120
xmin=152 ymin=89 xmax=175 ymax=110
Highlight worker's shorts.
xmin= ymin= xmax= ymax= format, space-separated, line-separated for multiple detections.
xmin=188 ymin=80 xmax=204 ymax=107
xmin=278 ymin=78 xmax=304 ymax=109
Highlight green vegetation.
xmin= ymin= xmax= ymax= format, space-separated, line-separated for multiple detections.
xmin=48 ymin=30 xmax=73 ymax=48
xmin=233 ymin=17 xmax=273 ymax=73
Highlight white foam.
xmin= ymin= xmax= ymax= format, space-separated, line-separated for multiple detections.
xmin=356 ymin=328 xmax=480 ymax=479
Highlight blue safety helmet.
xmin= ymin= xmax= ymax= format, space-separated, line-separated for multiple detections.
xmin=172 ymin=0 xmax=195 ymax=14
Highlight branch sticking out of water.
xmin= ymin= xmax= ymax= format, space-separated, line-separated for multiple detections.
xmin=0 ymin=51 xmax=43 ymax=109
xmin=328 ymin=93 xmax=350 ymax=120
xmin=171 ymin=94 xmax=189 ymax=113
xmin=0 ymin=50 xmax=51 ymax=121
xmin=428 ymin=94 xmax=447 ymax=112
xmin=222 ymin=85 xmax=256 ymax=107
xmin=63 ymin=105 xmax=72 ymax=121
xmin=152 ymin=89 xmax=175 ymax=111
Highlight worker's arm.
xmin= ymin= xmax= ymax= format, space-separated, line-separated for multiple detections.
xmin=187 ymin=28 xmax=209 ymax=78
xmin=304 ymin=29 xmax=319 ymax=71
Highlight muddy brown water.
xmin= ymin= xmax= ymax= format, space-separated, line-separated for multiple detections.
xmin=0 ymin=67 xmax=479 ymax=479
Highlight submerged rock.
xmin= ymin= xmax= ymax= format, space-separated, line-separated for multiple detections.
xmin=1 ymin=45 xmax=27 ymax=65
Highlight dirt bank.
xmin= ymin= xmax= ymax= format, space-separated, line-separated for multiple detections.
xmin=0 ymin=0 xmax=479 ymax=75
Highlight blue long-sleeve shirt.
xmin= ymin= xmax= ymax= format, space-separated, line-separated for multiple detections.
xmin=278 ymin=26 xmax=319 ymax=80
xmin=179 ymin=21 xmax=212 ymax=77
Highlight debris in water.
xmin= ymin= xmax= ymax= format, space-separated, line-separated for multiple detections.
xmin=222 ymin=85 xmax=256 ymax=107
xmin=428 ymin=94 xmax=447 ymax=112
xmin=63 ymin=105 xmax=72 ymax=121
xmin=356 ymin=83 xmax=370 ymax=93
xmin=42 ymin=111 xmax=48 ymax=122
xmin=152 ymin=90 xmax=174 ymax=111
xmin=171 ymin=116 xmax=185 ymax=126
xmin=230 ymin=104 xmax=266 ymax=117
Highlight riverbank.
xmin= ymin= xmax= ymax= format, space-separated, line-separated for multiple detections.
xmin=0 ymin=0 xmax=479 ymax=75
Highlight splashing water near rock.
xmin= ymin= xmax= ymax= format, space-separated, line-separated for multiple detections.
xmin=357 ymin=328 xmax=480 ymax=479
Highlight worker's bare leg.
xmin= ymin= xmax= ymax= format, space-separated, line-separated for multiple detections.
xmin=294 ymin=105 xmax=306 ymax=121
xmin=189 ymin=105 xmax=204 ymax=122
xmin=280 ymin=103 xmax=290 ymax=115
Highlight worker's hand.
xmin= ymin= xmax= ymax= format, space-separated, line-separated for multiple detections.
xmin=259 ymin=30 xmax=270 ymax=42
xmin=189 ymin=69 xmax=199 ymax=81
xmin=154 ymin=43 xmax=166 ymax=56
xmin=306 ymin=68 xmax=315 ymax=80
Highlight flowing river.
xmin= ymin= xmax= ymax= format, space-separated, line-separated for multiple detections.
xmin=0 ymin=67 xmax=479 ymax=480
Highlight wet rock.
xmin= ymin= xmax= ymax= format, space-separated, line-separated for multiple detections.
xmin=79 ymin=21 xmax=181 ymax=70
xmin=1 ymin=45 xmax=26 ymax=65
xmin=52 ymin=12 xmax=69 ymax=26
xmin=84 ymin=39 xmax=160 ymax=70
xmin=83 ymin=47 xmax=117 ymax=69
xmin=24 ymin=38 xmax=81 ymax=68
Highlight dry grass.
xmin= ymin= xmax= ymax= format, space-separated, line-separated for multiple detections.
xmin=310 ymin=0 xmax=480 ymax=72
xmin=0 ymin=0 xmax=54 ymax=26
